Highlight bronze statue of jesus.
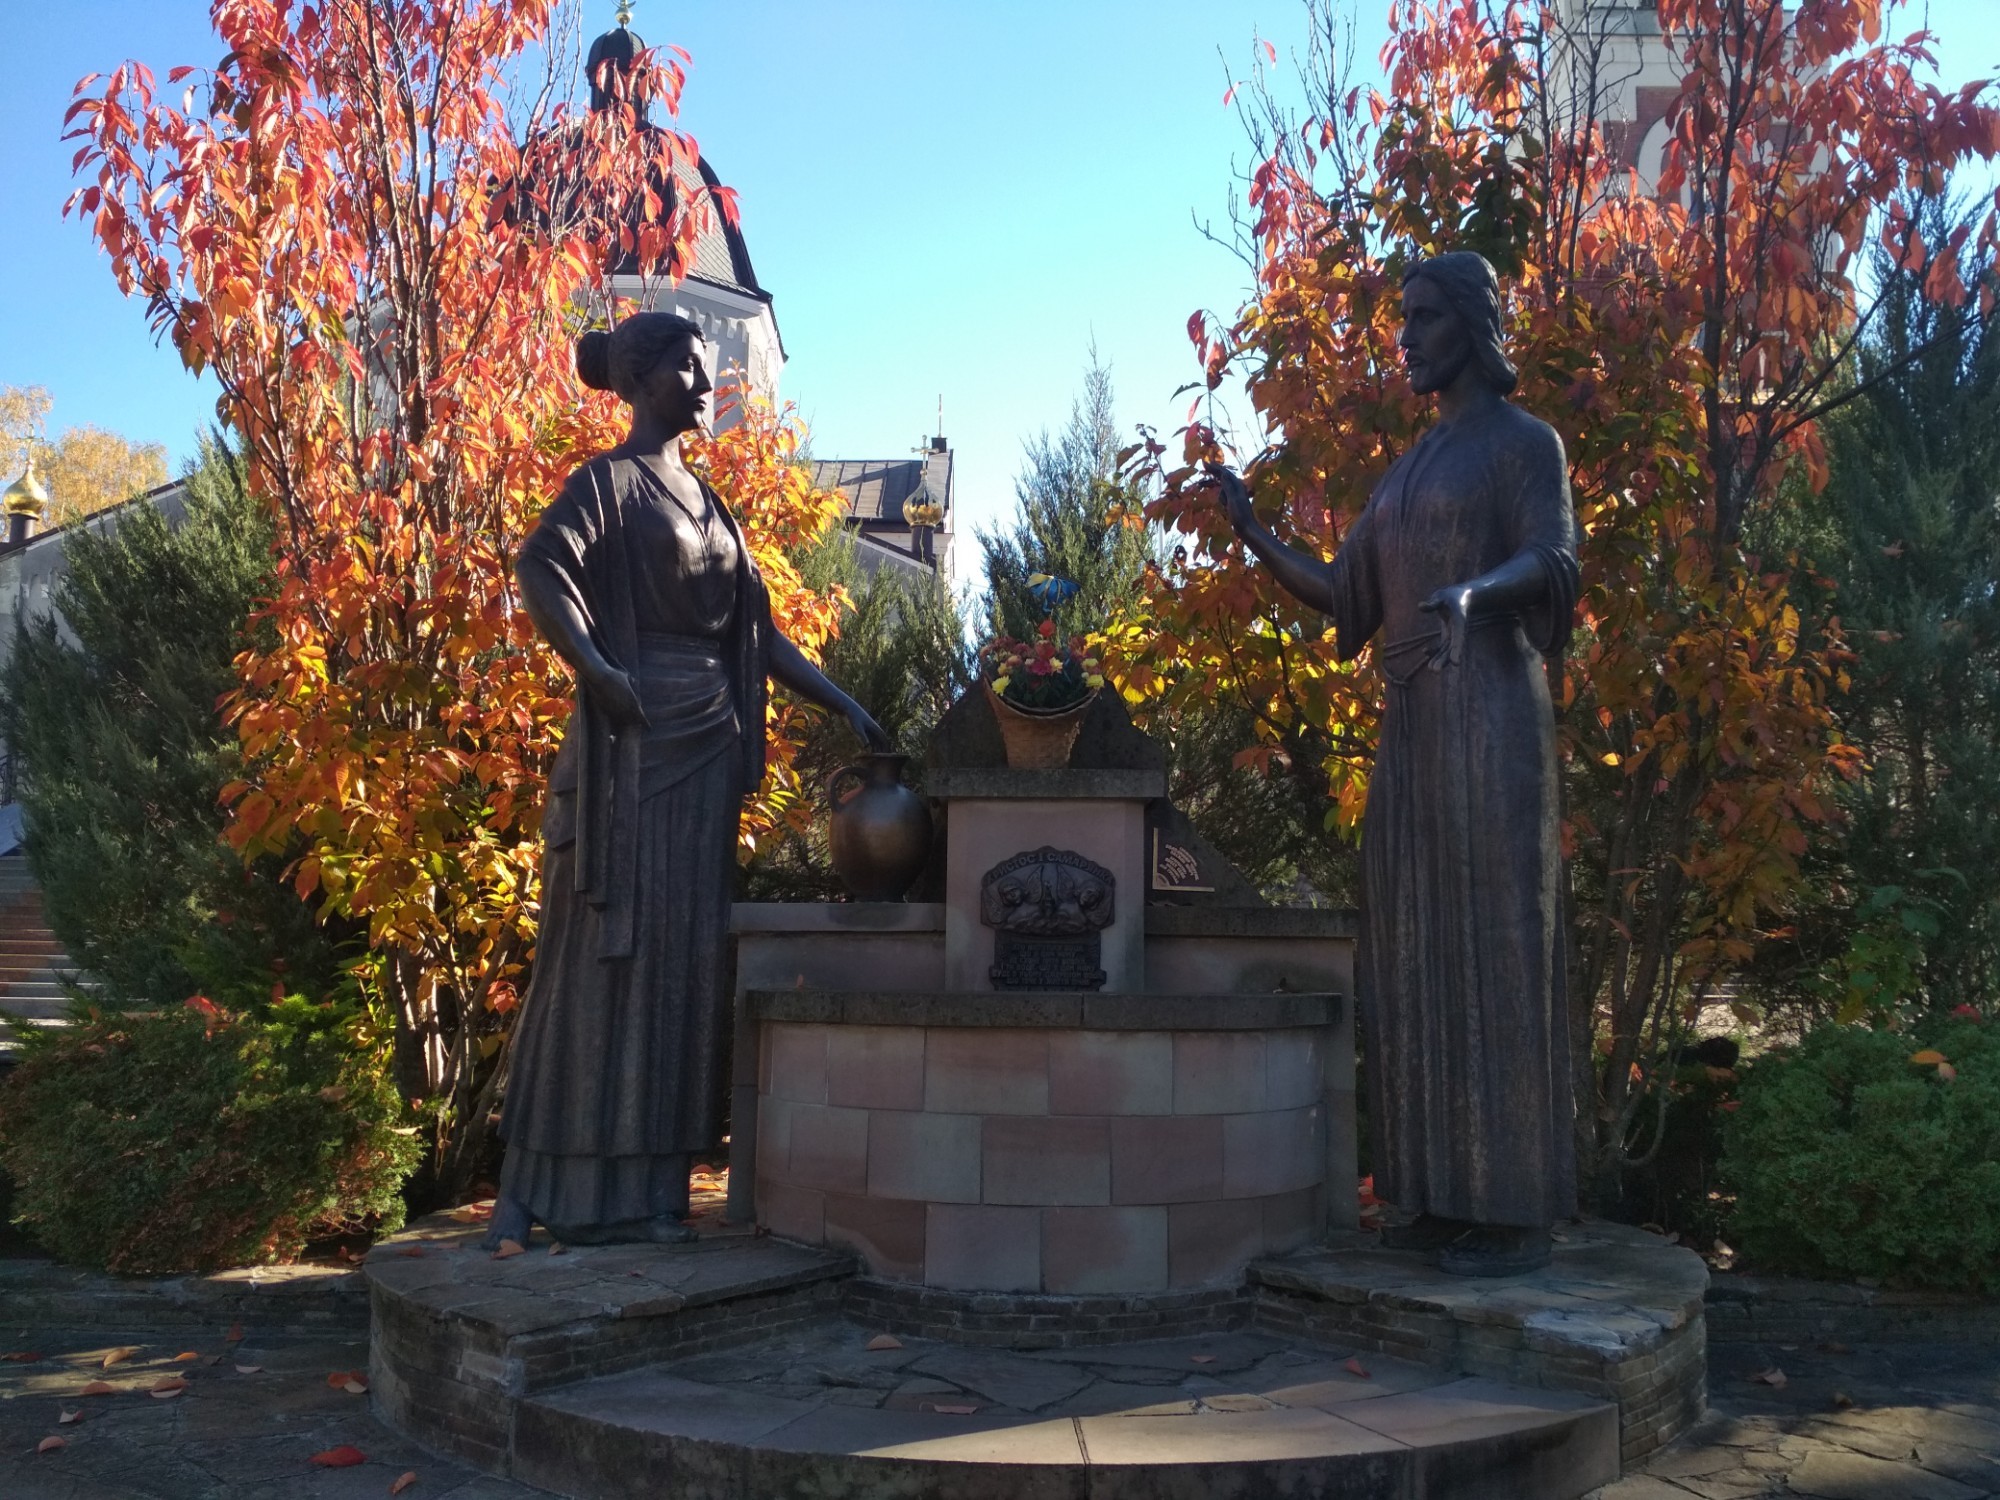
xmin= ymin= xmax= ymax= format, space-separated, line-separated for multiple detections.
xmin=1211 ymin=251 xmax=1578 ymax=1275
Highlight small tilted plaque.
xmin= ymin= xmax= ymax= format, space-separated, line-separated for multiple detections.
xmin=979 ymin=846 xmax=1115 ymax=992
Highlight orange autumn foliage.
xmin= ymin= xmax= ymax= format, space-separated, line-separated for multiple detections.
xmin=1116 ymin=0 xmax=1998 ymax=1194
xmin=64 ymin=1 xmax=850 ymax=1193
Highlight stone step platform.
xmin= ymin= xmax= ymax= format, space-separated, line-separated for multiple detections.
xmin=365 ymin=1218 xmax=1621 ymax=1499
xmin=1251 ymin=1221 xmax=1708 ymax=1469
xmin=367 ymin=1214 xmax=857 ymax=1474
xmin=513 ymin=1321 xmax=1617 ymax=1500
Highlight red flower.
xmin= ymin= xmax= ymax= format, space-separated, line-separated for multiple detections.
xmin=1037 ymin=619 xmax=1056 ymax=638
xmin=1953 ymin=1003 xmax=1984 ymax=1021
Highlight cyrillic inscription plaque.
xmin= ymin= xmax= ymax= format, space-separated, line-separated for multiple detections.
xmin=980 ymin=846 xmax=1115 ymax=992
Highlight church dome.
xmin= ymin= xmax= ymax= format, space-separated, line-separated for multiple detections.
xmin=585 ymin=8 xmax=644 ymax=113
xmin=3 ymin=457 xmax=48 ymax=519
xmin=584 ymin=6 xmax=768 ymax=304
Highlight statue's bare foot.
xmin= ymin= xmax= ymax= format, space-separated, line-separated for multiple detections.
xmin=1379 ymin=1213 xmax=1473 ymax=1252
xmin=645 ymin=1216 xmax=698 ymax=1244
xmin=481 ymin=1195 xmax=533 ymax=1252
xmin=1437 ymin=1224 xmax=1551 ymax=1277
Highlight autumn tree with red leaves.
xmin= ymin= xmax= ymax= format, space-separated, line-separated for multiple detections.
xmin=65 ymin=0 xmax=850 ymax=1197
xmin=1116 ymin=0 xmax=1999 ymax=1203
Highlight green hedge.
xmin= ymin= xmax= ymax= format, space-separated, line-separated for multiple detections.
xmin=1722 ymin=1015 xmax=2000 ymax=1294
xmin=0 ymin=1000 xmax=419 ymax=1273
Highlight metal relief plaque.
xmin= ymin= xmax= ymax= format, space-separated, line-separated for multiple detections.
xmin=1150 ymin=827 xmax=1214 ymax=893
xmin=980 ymin=846 xmax=1115 ymax=991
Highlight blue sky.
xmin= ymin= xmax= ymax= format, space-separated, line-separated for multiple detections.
xmin=2 ymin=1 xmax=1995 ymax=571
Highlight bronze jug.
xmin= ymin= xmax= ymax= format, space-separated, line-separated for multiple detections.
xmin=827 ymin=753 xmax=933 ymax=902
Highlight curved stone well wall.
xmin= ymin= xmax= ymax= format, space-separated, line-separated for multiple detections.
xmin=750 ymin=991 xmax=1337 ymax=1295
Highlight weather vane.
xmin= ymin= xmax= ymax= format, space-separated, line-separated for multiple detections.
xmin=615 ymin=1 xmax=633 ymax=26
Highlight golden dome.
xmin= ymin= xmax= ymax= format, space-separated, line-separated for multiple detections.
xmin=3 ymin=456 xmax=48 ymax=519
xmin=902 ymin=490 xmax=944 ymax=529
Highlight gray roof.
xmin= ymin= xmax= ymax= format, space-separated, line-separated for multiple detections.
xmin=812 ymin=448 xmax=953 ymax=526
xmin=674 ymin=151 xmax=767 ymax=302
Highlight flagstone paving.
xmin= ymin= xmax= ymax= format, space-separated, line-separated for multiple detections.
xmin=1591 ymin=1337 xmax=2000 ymax=1500
xmin=0 ymin=1327 xmax=538 ymax=1499
xmin=5 ymin=1304 xmax=1995 ymax=1497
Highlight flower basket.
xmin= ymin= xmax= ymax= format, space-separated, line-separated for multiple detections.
xmin=984 ymin=681 xmax=1097 ymax=769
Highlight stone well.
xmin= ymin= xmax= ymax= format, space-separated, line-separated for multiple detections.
xmin=361 ymin=693 xmax=1708 ymax=1496
xmin=726 ymin=762 xmax=1359 ymax=1304
xmin=748 ymin=990 xmax=1335 ymax=1294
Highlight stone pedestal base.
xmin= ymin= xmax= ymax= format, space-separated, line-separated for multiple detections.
xmin=365 ymin=1219 xmax=1620 ymax=1499
xmin=1248 ymin=1220 xmax=1707 ymax=1466
xmin=749 ymin=989 xmax=1344 ymax=1294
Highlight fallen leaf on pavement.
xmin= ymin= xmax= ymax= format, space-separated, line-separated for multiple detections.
xmin=37 ymin=1436 xmax=66 ymax=1453
xmin=1750 ymin=1368 xmax=1787 ymax=1388
xmin=343 ymin=1376 xmax=370 ymax=1395
xmin=548 ymin=1243 xmax=567 ymax=1256
xmin=397 ymin=1246 xmax=426 ymax=1259
xmin=235 ymin=1365 xmax=263 ymax=1375
xmin=150 ymin=1377 xmax=187 ymax=1398
xmin=226 ymin=1322 xmax=245 ymax=1343
xmin=865 ymin=1334 xmax=903 ymax=1351
xmin=173 ymin=1352 xmax=200 ymax=1363
xmin=1344 ymin=1358 xmax=1372 ymax=1378
xmin=327 ymin=1370 xmax=365 ymax=1389
xmin=77 ymin=1381 xmax=115 ymax=1397
xmin=390 ymin=1473 xmax=418 ymax=1495
xmin=312 ymin=1445 xmax=368 ymax=1467
xmin=491 ymin=1238 xmax=525 ymax=1260
xmin=1832 ymin=1391 xmax=1854 ymax=1409
xmin=58 ymin=1410 xmax=81 ymax=1425
xmin=2 ymin=1351 xmax=43 ymax=1363
xmin=101 ymin=1348 xmax=139 ymax=1370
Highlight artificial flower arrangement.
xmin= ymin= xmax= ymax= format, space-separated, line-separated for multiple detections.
xmin=980 ymin=617 xmax=1107 ymax=713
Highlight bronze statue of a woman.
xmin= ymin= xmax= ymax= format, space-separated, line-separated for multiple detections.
xmin=486 ymin=312 xmax=887 ymax=1249
xmin=1212 ymin=252 xmax=1578 ymax=1275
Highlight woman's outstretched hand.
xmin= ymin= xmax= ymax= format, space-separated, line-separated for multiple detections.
xmin=1205 ymin=461 xmax=1258 ymax=536
xmin=847 ymin=702 xmax=893 ymax=753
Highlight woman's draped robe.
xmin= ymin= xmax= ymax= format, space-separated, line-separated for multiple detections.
xmin=1326 ymin=403 xmax=1579 ymax=1229
xmin=497 ymin=454 xmax=771 ymax=1231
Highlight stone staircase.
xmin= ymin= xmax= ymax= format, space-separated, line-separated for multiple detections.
xmin=0 ymin=855 xmax=83 ymax=1057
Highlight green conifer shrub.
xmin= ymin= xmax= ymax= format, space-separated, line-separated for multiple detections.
xmin=0 ymin=998 xmax=418 ymax=1272
xmin=1721 ymin=1016 xmax=2000 ymax=1293
xmin=0 ymin=436 xmax=351 ymax=1008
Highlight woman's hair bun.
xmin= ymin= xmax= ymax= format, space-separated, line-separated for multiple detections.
xmin=575 ymin=328 xmax=614 ymax=392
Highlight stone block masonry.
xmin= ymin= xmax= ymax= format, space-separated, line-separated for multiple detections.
xmin=756 ymin=1013 xmax=1332 ymax=1294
